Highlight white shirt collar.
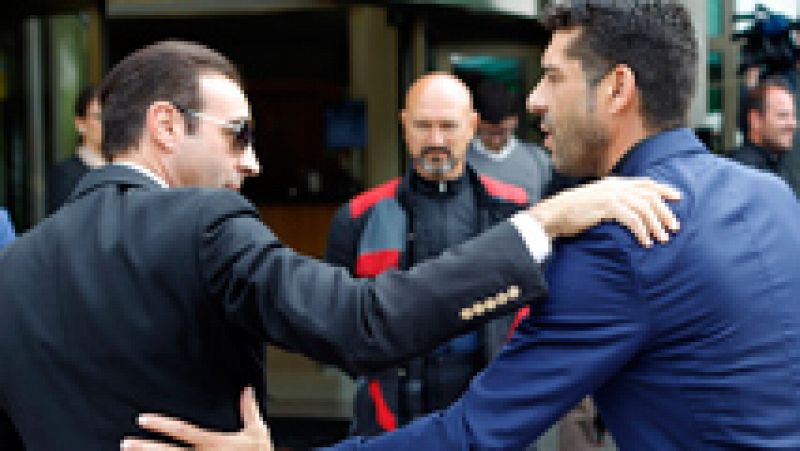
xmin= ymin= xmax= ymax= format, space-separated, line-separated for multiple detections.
xmin=112 ymin=161 xmax=170 ymax=188
xmin=77 ymin=146 xmax=106 ymax=169
xmin=472 ymin=136 xmax=518 ymax=161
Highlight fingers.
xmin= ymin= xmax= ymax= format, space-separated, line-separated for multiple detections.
xmin=610 ymin=202 xmax=652 ymax=248
xmin=643 ymin=189 xmax=680 ymax=233
xmin=627 ymin=179 xmax=681 ymax=236
xmin=607 ymin=180 xmax=681 ymax=247
xmin=135 ymin=413 xmax=216 ymax=445
xmin=240 ymin=386 xmax=275 ymax=451
xmin=620 ymin=192 xmax=667 ymax=246
xmin=648 ymin=180 xmax=682 ymax=203
xmin=120 ymin=438 xmax=186 ymax=450
xmin=240 ymin=386 xmax=265 ymax=428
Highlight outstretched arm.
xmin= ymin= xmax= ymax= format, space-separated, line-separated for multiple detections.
xmin=127 ymin=177 xmax=681 ymax=448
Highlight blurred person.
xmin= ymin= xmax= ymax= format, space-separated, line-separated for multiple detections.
xmin=0 ymin=208 xmax=14 ymax=250
xmin=0 ymin=39 xmax=679 ymax=450
xmin=728 ymin=76 xmax=800 ymax=195
xmin=136 ymin=1 xmax=800 ymax=449
xmin=325 ymin=73 xmax=531 ymax=438
xmin=468 ymin=79 xmax=552 ymax=202
xmin=46 ymin=85 xmax=106 ymax=213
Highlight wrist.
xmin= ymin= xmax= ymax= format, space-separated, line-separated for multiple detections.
xmin=528 ymin=200 xmax=559 ymax=239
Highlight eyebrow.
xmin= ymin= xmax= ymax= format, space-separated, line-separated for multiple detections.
xmin=540 ymin=64 xmax=561 ymax=75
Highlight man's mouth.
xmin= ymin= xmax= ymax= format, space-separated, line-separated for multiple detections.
xmin=421 ymin=147 xmax=451 ymax=158
xmin=540 ymin=123 xmax=553 ymax=149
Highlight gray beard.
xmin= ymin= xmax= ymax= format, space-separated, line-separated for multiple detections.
xmin=420 ymin=159 xmax=454 ymax=177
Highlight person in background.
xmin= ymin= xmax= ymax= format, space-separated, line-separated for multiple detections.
xmin=468 ymin=79 xmax=552 ymax=203
xmin=47 ymin=85 xmax=105 ymax=213
xmin=728 ymin=76 xmax=800 ymax=196
xmin=325 ymin=73 xmax=530 ymax=438
xmin=0 ymin=208 xmax=14 ymax=250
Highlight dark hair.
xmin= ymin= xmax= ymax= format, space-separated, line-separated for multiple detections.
xmin=474 ymin=80 xmax=517 ymax=123
xmin=75 ymin=85 xmax=100 ymax=118
xmin=745 ymin=75 xmax=795 ymax=116
xmin=100 ymin=40 xmax=241 ymax=160
xmin=542 ymin=0 xmax=698 ymax=130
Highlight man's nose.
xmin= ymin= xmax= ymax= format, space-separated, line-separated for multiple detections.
xmin=240 ymin=146 xmax=261 ymax=176
xmin=430 ymin=127 xmax=446 ymax=145
xmin=526 ymin=82 xmax=547 ymax=115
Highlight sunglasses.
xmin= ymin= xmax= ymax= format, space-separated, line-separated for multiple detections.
xmin=175 ymin=105 xmax=254 ymax=153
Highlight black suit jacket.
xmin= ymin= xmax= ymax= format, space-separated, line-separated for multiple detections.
xmin=0 ymin=165 xmax=546 ymax=449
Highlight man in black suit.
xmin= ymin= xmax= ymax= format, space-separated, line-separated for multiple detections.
xmin=0 ymin=40 xmax=679 ymax=450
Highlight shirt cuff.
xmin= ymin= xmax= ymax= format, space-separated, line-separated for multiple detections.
xmin=509 ymin=211 xmax=552 ymax=264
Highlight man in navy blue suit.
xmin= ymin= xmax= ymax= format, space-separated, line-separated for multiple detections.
xmin=320 ymin=2 xmax=799 ymax=448
xmin=128 ymin=1 xmax=800 ymax=449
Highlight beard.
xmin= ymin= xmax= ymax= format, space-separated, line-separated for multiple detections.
xmin=413 ymin=146 xmax=458 ymax=179
xmin=761 ymin=129 xmax=794 ymax=153
xmin=545 ymin=112 xmax=610 ymax=177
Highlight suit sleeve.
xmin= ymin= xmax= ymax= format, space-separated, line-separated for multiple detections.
xmin=325 ymin=226 xmax=648 ymax=449
xmin=197 ymin=190 xmax=547 ymax=375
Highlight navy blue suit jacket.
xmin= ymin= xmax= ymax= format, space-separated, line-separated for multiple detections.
xmin=330 ymin=128 xmax=800 ymax=449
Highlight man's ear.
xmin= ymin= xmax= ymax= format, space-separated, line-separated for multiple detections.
xmin=506 ymin=115 xmax=519 ymax=130
xmin=606 ymin=65 xmax=637 ymax=115
xmin=468 ymin=110 xmax=478 ymax=134
xmin=74 ymin=116 xmax=87 ymax=136
xmin=748 ymin=109 xmax=762 ymax=130
xmin=146 ymin=101 xmax=183 ymax=154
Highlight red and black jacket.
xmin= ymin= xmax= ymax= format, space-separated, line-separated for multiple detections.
xmin=325 ymin=166 xmax=530 ymax=434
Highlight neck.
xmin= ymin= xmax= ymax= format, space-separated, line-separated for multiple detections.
xmin=599 ymin=118 xmax=657 ymax=176
xmin=416 ymin=169 xmax=465 ymax=183
xmin=415 ymin=161 xmax=466 ymax=182
xmin=77 ymin=145 xmax=107 ymax=168
xmin=750 ymin=136 xmax=787 ymax=154
xmin=113 ymin=148 xmax=175 ymax=187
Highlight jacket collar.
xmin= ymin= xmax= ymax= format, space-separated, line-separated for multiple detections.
xmin=745 ymin=140 xmax=785 ymax=168
xmin=397 ymin=164 xmax=519 ymax=209
xmin=611 ymin=127 xmax=707 ymax=176
xmin=68 ymin=164 xmax=164 ymax=203
xmin=408 ymin=166 xmax=469 ymax=197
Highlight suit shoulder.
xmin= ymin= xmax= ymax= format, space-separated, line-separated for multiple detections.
xmin=157 ymin=188 xmax=260 ymax=224
xmin=348 ymin=177 xmax=401 ymax=219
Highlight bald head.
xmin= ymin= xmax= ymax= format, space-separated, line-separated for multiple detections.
xmin=401 ymin=73 xmax=477 ymax=181
xmin=404 ymin=73 xmax=473 ymax=112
